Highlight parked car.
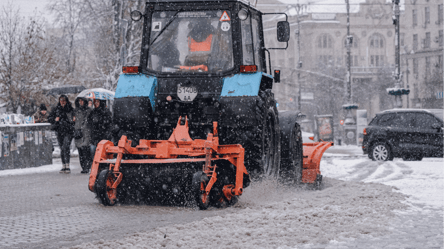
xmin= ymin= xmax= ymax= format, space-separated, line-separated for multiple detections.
xmin=362 ymin=109 xmax=443 ymax=161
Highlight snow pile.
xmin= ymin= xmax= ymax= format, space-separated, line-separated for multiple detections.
xmin=68 ymin=178 xmax=406 ymax=249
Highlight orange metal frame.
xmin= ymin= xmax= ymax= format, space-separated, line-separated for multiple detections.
xmin=301 ymin=141 xmax=333 ymax=183
xmin=88 ymin=117 xmax=247 ymax=203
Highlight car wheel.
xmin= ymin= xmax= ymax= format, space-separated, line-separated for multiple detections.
xmin=371 ymin=143 xmax=392 ymax=161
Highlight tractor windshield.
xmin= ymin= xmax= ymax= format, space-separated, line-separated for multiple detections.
xmin=147 ymin=10 xmax=234 ymax=74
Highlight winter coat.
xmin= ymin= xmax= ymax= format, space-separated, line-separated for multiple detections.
xmin=74 ymin=97 xmax=92 ymax=148
xmin=48 ymin=95 xmax=75 ymax=136
xmin=33 ymin=110 xmax=49 ymax=123
xmin=88 ymin=100 xmax=112 ymax=146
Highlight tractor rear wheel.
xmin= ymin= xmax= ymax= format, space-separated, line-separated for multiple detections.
xmin=96 ymin=169 xmax=117 ymax=206
xmin=245 ymin=90 xmax=281 ymax=179
xmin=192 ymin=171 xmax=210 ymax=210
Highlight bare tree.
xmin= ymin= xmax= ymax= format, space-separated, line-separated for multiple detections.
xmin=82 ymin=0 xmax=144 ymax=90
xmin=47 ymin=0 xmax=88 ymax=74
xmin=0 ymin=4 xmax=63 ymax=113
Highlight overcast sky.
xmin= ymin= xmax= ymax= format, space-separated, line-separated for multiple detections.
xmin=6 ymin=0 xmax=404 ymax=22
xmin=5 ymin=0 xmax=52 ymax=21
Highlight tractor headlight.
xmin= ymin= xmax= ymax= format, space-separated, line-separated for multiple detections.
xmin=238 ymin=9 xmax=249 ymax=20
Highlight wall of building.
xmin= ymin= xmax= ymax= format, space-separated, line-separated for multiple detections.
xmin=401 ymin=0 xmax=443 ymax=109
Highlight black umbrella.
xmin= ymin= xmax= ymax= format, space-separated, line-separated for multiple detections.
xmin=46 ymin=85 xmax=86 ymax=96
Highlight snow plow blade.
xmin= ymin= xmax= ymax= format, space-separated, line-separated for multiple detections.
xmin=302 ymin=142 xmax=333 ymax=184
xmin=88 ymin=117 xmax=248 ymax=209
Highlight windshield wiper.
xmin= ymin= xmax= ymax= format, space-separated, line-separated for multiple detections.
xmin=149 ymin=10 xmax=183 ymax=47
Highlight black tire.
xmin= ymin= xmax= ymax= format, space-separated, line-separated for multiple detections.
xmin=280 ymin=123 xmax=303 ymax=184
xmin=96 ymin=169 xmax=117 ymax=206
xmin=192 ymin=171 xmax=210 ymax=210
xmin=245 ymin=90 xmax=281 ymax=179
xmin=371 ymin=142 xmax=392 ymax=161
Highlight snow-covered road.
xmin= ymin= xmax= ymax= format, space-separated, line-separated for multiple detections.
xmin=1 ymin=143 xmax=442 ymax=249
xmin=67 ymin=145 xmax=443 ymax=249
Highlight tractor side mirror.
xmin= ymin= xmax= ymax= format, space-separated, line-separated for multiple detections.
xmin=277 ymin=21 xmax=290 ymax=42
xmin=274 ymin=70 xmax=281 ymax=83
xmin=131 ymin=10 xmax=143 ymax=22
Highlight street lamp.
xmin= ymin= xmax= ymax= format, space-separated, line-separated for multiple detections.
xmin=295 ymin=2 xmax=303 ymax=110
xmin=388 ymin=0 xmax=410 ymax=107
xmin=342 ymin=0 xmax=358 ymax=145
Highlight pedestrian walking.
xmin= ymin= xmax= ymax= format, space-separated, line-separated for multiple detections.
xmin=88 ymin=99 xmax=112 ymax=157
xmin=74 ymin=97 xmax=92 ymax=174
xmin=33 ymin=104 xmax=49 ymax=123
xmin=48 ymin=95 xmax=75 ymax=174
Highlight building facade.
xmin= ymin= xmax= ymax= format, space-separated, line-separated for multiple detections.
xmin=401 ymin=0 xmax=443 ymax=109
xmin=257 ymin=0 xmax=442 ymax=125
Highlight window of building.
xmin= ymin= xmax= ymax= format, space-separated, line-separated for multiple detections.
xmin=439 ymin=30 xmax=443 ymax=47
xmin=370 ymin=34 xmax=383 ymax=48
xmin=439 ymin=55 xmax=443 ymax=68
xmin=425 ymin=7 xmax=430 ymax=24
xmin=346 ymin=55 xmax=359 ymax=66
xmin=439 ymin=5 xmax=443 ymax=24
xmin=318 ymin=34 xmax=333 ymax=48
xmin=413 ymin=58 xmax=418 ymax=74
xmin=413 ymin=9 xmax=417 ymax=26
xmin=426 ymin=57 xmax=430 ymax=76
xmin=425 ymin=32 xmax=431 ymax=48
xmin=413 ymin=34 xmax=418 ymax=50
xmin=400 ymin=33 xmax=405 ymax=46
xmin=370 ymin=55 xmax=384 ymax=67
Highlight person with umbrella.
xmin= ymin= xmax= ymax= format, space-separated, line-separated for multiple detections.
xmin=73 ymin=97 xmax=92 ymax=173
xmin=48 ymin=95 xmax=75 ymax=173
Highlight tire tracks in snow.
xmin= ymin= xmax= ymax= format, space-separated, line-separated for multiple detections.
xmin=324 ymin=157 xmax=413 ymax=184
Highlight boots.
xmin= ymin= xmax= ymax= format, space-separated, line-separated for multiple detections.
xmin=59 ymin=164 xmax=66 ymax=173
xmin=65 ymin=164 xmax=71 ymax=174
xmin=80 ymin=167 xmax=88 ymax=174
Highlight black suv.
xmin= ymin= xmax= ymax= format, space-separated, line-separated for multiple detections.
xmin=363 ymin=109 xmax=443 ymax=161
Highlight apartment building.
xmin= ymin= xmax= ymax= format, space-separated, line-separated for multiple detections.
xmin=401 ymin=0 xmax=443 ymax=108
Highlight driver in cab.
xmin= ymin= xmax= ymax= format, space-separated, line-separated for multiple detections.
xmin=180 ymin=19 xmax=215 ymax=72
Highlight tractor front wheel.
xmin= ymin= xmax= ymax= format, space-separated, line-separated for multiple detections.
xmin=96 ymin=169 xmax=117 ymax=206
xmin=192 ymin=171 xmax=210 ymax=210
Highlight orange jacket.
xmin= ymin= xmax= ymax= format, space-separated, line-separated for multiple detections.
xmin=188 ymin=34 xmax=213 ymax=52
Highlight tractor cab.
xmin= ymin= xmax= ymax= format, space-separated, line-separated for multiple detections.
xmin=114 ymin=0 xmax=290 ymax=140
xmin=132 ymin=0 xmax=289 ymax=76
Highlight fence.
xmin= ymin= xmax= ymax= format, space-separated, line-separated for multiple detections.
xmin=0 ymin=124 xmax=52 ymax=170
